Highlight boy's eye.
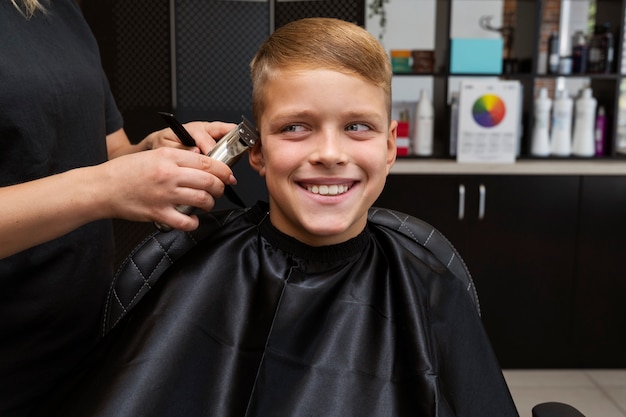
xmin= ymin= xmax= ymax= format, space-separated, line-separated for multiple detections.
xmin=281 ymin=124 xmax=307 ymax=133
xmin=346 ymin=123 xmax=371 ymax=132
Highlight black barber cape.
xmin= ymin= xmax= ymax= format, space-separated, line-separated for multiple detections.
xmin=35 ymin=202 xmax=518 ymax=417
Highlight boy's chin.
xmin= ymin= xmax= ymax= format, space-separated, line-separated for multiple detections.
xmin=298 ymin=217 xmax=367 ymax=246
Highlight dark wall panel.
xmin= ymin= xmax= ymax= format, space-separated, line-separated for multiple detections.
xmin=275 ymin=0 xmax=364 ymax=28
xmin=83 ymin=0 xmax=172 ymax=142
xmin=174 ymin=0 xmax=269 ymax=123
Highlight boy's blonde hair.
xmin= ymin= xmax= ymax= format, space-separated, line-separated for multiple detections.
xmin=250 ymin=17 xmax=392 ymax=124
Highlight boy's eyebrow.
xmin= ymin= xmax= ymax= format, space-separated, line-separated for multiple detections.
xmin=271 ymin=109 xmax=384 ymax=122
xmin=271 ymin=110 xmax=315 ymax=122
xmin=343 ymin=110 xmax=386 ymax=120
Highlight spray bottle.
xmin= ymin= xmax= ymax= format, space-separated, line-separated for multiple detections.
xmin=530 ymin=88 xmax=552 ymax=157
xmin=572 ymin=87 xmax=597 ymax=157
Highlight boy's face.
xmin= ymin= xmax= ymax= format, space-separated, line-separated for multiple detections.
xmin=249 ymin=69 xmax=397 ymax=246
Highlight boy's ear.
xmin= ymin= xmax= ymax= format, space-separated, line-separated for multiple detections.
xmin=248 ymin=141 xmax=266 ymax=177
xmin=386 ymin=120 xmax=398 ymax=172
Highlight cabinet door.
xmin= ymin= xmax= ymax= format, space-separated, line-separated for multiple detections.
xmin=464 ymin=176 xmax=579 ymax=368
xmin=574 ymin=176 xmax=626 ymax=367
xmin=377 ymin=174 xmax=580 ymax=367
xmin=376 ymin=175 xmax=467 ymax=251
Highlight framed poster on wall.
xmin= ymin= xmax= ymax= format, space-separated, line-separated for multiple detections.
xmin=457 ymin=80 xmax=521 ymax=163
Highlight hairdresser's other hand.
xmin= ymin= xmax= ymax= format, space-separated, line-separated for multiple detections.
xmin=125 ymin=121 xmax=238 ymax=156
xmin=182 ymin=121 xmax=237 ymax=155
xmin=97 ymin=146 xmax=237 ymax=231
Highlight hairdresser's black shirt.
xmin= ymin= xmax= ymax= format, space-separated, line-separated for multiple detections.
xmin=0 ymin=1 xmax=123 ymax=416
xmin=36 ymin=202 xmax=519 ymax=417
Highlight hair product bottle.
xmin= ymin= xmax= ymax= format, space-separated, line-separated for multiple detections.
xmin=588 ymin=23 xmax=614 ymax=73
xmin=548 ymin=32 xmax=560 ymax=74
xmin=412 ymin=89 xmax=434 ymax=156
xmin=531 ymin=87 xmax=552 ymax=157
xmin=550 ymin=90 xmax=573 ymax=157
xmin=571 ymin=30 xmax=588 ymax=74
xmin=572 ymin=87 xmax=598 ymax=157
xmin=449 ymin=92 xmax=459 ymax=157
xmin=595 ymin=106 xmax=607 ymax=157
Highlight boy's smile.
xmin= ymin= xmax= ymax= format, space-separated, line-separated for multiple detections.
xmin=250 ymin=69 xmax=397 ymax=246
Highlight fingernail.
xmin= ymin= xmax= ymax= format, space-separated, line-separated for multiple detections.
xmin=230 ymin=175 xmax=237 ymax=185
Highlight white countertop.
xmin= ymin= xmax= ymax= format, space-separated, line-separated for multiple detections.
xmin=390 ymin=158 xmax=626 ymax=175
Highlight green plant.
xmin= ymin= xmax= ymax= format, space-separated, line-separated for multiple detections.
xmin=368 ymin=0 xmax=390 ymax=40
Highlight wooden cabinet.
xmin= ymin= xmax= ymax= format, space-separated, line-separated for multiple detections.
xmin=573 ymin=176 xmax=626 ymax=367
xmin=376 ymin=174 xmax=626 ymax=368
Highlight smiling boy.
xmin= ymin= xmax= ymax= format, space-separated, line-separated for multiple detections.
xmin=34 ymin=18 xmax=519 ymax=417
xmin=247 ymin=17 xmax=397 ymax=246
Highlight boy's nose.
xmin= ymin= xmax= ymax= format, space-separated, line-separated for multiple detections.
xmin=311 ymin=130 xmax=348 ymax=166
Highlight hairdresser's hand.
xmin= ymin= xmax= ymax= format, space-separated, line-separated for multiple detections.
xmin=0 ymin=122 xmax=239 ymax=258
xmin=181 ymin=121 xmax=237 ymax=155
xmin=98 ymin=146 xmax=237 ymax=231
xmin=131 ymin=121 xmax=238 ymax=155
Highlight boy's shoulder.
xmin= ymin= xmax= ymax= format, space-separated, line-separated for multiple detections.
xmin=103 ymin=207 xmax=250 ymax=335
xmin=367 ymin=207 xmax=460 ymax=266
xmin=367 ymin=206 xmax=479 ymax=312
xmin=367 ymin=207 xmax=461 ymax=262
xmin=104 ymin=205 xmax=479 ymax=335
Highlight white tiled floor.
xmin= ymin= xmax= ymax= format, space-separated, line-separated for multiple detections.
xmin=503 ymin=370 xmax=626 ymax=417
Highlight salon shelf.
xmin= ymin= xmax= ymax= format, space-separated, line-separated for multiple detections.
xmin=393 ymin=72 xmax=624 ymax=79
xmin=390 ymin=157 xmax=626 ymax=175
xmin=392 ymin=0 xmax=626 ymax=160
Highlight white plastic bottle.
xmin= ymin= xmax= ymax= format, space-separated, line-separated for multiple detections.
xmin=572 ymin=87 xmax=598 ymax=157
xmin=530 ymin=87 xmax=552 ymax=157
xmin=550 ymin=90 xmax=573 ymax=157
xmin=412 ymin=89 xmax=434 ymax=156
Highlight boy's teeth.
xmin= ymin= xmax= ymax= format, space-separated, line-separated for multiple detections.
xmin=307 ymin=184 xmax=349 ymax=195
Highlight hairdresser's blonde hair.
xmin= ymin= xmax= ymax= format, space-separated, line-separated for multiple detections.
xmin=250 ymin=17 xmax=392 ymax=124
xmin=10 ymin=0 xmax=47 ymax=18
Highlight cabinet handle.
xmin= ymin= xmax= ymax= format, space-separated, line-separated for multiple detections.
xmin=478 ymin=184 xmax=486 ymax=220
xmin=458 ymin=184 xmax=465 ymax=220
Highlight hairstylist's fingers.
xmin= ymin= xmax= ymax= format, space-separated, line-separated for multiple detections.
xmin=141 ymin=127 xmax=191 ymax=151
xmin=152 ymin=182 xmax=220 ymax=232
xmin=205 ymin=121 xmax=238 ymax=138
xmin=180 ymin=150 xmax=237 ymax=186
xmin=184 ymin=121 xmax=238 ymax=155
xmin=102 ymin=147 xmax=239 ymax=230
xmin=174 ymin=167 xmax=225 ymax=200
xmin=157 ymin=211 xmax=200 ymax=232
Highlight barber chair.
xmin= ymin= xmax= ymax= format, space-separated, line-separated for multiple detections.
xmin=110 ymin=207 xmax=588 ymax=417
xmin=533 ymin=402 xmax=586 ymax=417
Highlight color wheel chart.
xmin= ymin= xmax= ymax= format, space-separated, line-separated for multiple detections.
xmin=457 ymin=81 xmax=521 ymax=163
xmin=472 ymin=94 xmax=506 ymax=128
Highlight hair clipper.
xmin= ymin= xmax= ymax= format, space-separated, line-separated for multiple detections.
xmin=155 ymin=115 xmax=259 ymax=232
